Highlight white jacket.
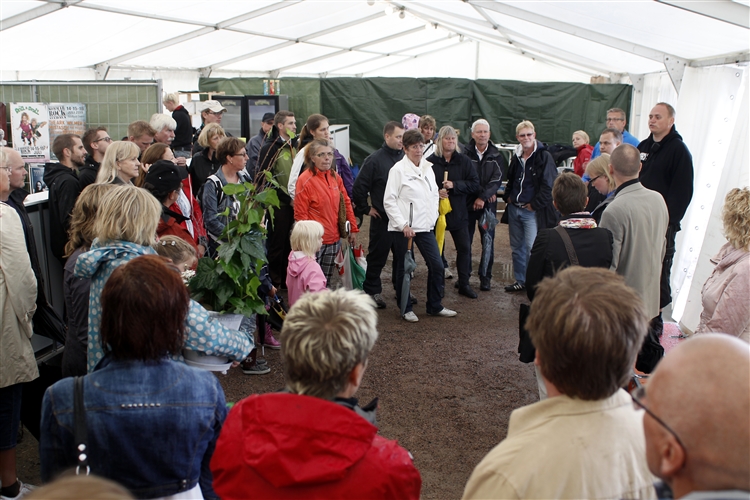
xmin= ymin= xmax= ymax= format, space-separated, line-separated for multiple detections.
xmin=383 ymin=156 xmax=439 ymax=233
xmin=287 ymin=145 xmax=308 ymax=200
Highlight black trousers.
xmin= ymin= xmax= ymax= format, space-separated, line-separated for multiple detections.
xmin=267 ymin=204 xmax=294 ymax=287
xmin=363 ymin=216 xmax=397 ymax=296
xmin=660 ymin=225 xmax=677 ymax=309
xmin=448 ymin=226 xmax=472 ymax=287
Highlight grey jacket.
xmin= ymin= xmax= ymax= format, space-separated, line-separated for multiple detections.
xmin=201 ymin=167 xmax=251 ymax=241
xmin=600 ymin=181 xmax=668 ymax=318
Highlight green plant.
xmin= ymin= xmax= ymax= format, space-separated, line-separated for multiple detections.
xmin=189 ymin=173 xmax=279 ymax=316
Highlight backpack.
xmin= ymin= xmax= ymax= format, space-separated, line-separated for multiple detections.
xmin=197 ymin=174 xmax=224 ymax=211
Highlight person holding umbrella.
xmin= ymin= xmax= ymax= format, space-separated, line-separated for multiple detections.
xmin=384 ymin=129 xmax=457 ymax=322
xmin=427 ymin=126 xmax=480 ymax=299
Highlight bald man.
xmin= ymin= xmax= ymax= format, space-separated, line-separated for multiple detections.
xmin=640 ymin=334 xmax=750 ymax=498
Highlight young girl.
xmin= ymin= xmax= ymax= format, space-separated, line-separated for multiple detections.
xmin=287 ymin=221 xmax=327 ymax=306
xmin=155 ymin=235 xmax=198 ymax=273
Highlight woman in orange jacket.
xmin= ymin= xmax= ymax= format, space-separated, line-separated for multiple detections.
xmin=294 ymin=139 xmax=358 ymax=284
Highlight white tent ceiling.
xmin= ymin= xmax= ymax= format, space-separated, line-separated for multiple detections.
xmin=1 ymin=0 xmax=748 ymax=87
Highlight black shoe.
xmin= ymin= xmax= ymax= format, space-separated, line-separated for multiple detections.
xmin=504 ymin=281 xmax=526 ymax=293
xmin=458 ymin=285 xmax=478 ymax=299
xmin=480 ymin=277 xmax=491 ymax=291
xmin=454 ymin=281 xmax=460 ymax=289
xmin=371 ymin=294 xmax=387 ymax=309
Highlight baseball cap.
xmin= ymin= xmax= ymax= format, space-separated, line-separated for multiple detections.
xmin=262 ymin=112 xmax=275 ymax=123
xmin=144 ymin=160 xmax=187 ymax=194
xmin=202 ymin=100 xmax=227 ymax=113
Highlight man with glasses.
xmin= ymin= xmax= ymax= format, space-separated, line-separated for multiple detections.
xmin=591 ymin=107 xmax=639 ymax=160
xmin=463 ymin=267 xmax=656 ymax=499
xmin=79 ymin=127 xmax=111 ymax=190
xmin=637 ymin=334 xmax=749 ymax=499
xmin=501 ymin=120 xmax=557 ymax=293
xmin=192 ymin=100 xmax=228 ymax=155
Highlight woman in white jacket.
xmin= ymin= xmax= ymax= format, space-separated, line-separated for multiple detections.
xmin=383 ymin=129 xmax=457 ymax=322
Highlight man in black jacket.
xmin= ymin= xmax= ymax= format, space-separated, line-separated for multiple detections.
xmin=43 ymin=134 xmax=86 ymax=263
xmin=464 ymin=119 xmax=506 ymax=291
xmin=163 ymin=93 xmax=193 ymax=158
xmin=638 ymin=102 xmax=694 ymax=320
xmin=351 ymin=121 xmax=404 ymax=309
xmin=502 ymin=120 xmax=558 ymax=293
xmin=78 ymin=127 xmax=111 ymax=190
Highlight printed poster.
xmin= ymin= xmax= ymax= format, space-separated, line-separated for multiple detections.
xmin=48 ymin=103 xmax=87 ymax=147
xmin=10 ymin=102 xmax=50 ymax=162
xmin=29 ymin=165 xmax=47 ymax=193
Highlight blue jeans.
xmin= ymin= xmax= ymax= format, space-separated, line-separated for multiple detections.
xmin=393 ymin=231 xmax=445 ymax=314
xmin=507 ymin=203 xmax=537 ymax=284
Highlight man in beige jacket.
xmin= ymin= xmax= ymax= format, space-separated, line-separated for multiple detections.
xmin=463 ymin=267 xmax=656 ymax=499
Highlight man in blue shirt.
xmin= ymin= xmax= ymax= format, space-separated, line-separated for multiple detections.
xmin=591 ymin=108 xmax=639 ymax=159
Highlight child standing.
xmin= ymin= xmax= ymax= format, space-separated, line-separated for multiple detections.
xmin=287 ymin=221 xmax=327 ymax=306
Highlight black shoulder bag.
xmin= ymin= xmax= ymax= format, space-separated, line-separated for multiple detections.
xmin=73 ymin=376 xmax=90 ymax=475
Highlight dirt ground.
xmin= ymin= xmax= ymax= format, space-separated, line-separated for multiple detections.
xmin=16 ymin=219 xmax=539 ymax=500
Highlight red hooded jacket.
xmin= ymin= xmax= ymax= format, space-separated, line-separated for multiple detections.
xmin=210 ymin=393 xmax=421 ymax=499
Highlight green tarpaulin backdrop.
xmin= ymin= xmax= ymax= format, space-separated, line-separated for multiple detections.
xmin=200 ymin=77 xmax=631 ymax=165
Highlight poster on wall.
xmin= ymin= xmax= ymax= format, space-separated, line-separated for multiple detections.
xmin=0 ymin=103 xmax=7 ymax=147
xmin=48 ymin=103 xmax=87 ymax=147
xmin=10 ymin=102 xmax=50 ymax=162
xmin=29 ymin=165 xmax=47 ymax=193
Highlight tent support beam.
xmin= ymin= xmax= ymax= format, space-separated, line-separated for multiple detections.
xmin=466 ymin=0 xmax=677 ymax=64
xmin=664 ymin=55 xmax=687 ymax=94
xmin=324 ymin=35 xmax=454 ymax=74
xmin=207 ymin=12 xmax=386 ymax=71
xmin=656 ymin=0 xmax=750 ymax=30
xmin=402 ymin=7 xmax=602 ymax=76
xmin=271 ymin=26 xmax=425 ymax=74
xmin=1 ymin=1 xmax=83 ymax=32
xmin=360 ymin=40 xmax=466 ymax=76
xmin=690 ymin=52 xmax=750 ymax=68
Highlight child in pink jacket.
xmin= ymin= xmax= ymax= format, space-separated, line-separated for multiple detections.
xmin=286 ymin=221 xmax=327 ymax=306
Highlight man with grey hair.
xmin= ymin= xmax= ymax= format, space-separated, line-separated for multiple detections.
xmin=464 ymin=118 xmax=506 ymax=291
xmin=211 ymin=289 xmax=422 ymax=498
xmin=163 ymin=93 xmax=193 ymax=157
xmin=591 ymin=107 xmax=639 ymax=159
xmin=600 ymin=144 xmax=668 ymax=372
xmin=638 ymin=334 xmax=750 ymax=499
xmin=150 ymin=113 xmax=185 ymax=167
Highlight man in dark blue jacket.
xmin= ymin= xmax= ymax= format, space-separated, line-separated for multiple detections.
xmin=464 ymin=119 xmax=506 ymax=291
xmin=502 ymin=121 xmax=557 ymax=293
xmin=351 ymin=121 xmax=404 ymax=309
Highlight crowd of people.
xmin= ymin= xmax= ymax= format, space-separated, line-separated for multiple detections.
xmin=0 ymin=93 xmax=748 ymax=499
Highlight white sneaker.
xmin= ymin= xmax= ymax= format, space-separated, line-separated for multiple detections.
xmin=429 ymin=307 xmax=457 ymax=318
xmin=402 ymin=311 xmax=419 ymax=322
xmin=1 ymin=480 xmax=35 ymax=500
xmin=444 ymin=267 xmax=454 ymax=279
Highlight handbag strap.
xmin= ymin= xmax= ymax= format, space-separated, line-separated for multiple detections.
xmin=554 ymin=225 xmax=579 ymax=266
xmin=73 ymin=376 xmax=90 ymax=475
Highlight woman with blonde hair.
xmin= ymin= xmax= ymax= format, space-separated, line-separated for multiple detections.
xmin=695 ymin=187 xmax=750 ymax=342
xmin=584 ymin=153 xmax=615 ymax=224
xmin=190 ymin=122 xmax=226 ymax=196
xmin=571 ymin=130 xmax=593 ymax=177
xmin=74 ymin=184 xmax=252 ymax=372
xmin=95 ymin=141 xmax=141 ymax=185
xmin=62 ymin=183 xmax=117 ymax=377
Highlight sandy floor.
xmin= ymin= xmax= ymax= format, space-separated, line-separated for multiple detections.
xmin=17 ymin=218 xmax=541 ymax=500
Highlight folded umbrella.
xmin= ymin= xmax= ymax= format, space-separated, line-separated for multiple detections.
xmin=400 ymin=204 xmax=416 ymax=316
xmin=435 ymin=171 xmax=452 ymax=254
xmin=479 ymin=206 xmax=499 ymax=277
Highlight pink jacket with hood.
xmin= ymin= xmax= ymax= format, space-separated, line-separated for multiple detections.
xmin=286 ymin=251 xmax=327 ymax=306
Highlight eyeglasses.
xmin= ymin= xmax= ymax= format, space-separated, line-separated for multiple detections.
xmin=93 ymin=136 xmax=112 ymax=144
xmin=607 ymin=117 xmax=625 ymax=122
xmin=232 ymin=151 xmax=248 ymax=157
xmin=206 ymin=110 xmax=224 ymax=116
xmin=517 ymin=133 xmax=534 ymax=138
xmin=315 ymin=152 xmax=334 ymax=158
xmin=631 ymin=385 xmax=687 ymax=451
xmin=589 ymin=175 xmax=602 ymax=183
xmin=0 ymin=167 xmax=12 ymax=173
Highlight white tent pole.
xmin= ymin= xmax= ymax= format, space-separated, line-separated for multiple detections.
xmin=468 ymin=0 xmax=676 ymax=64
xmin=690 ymin=52 xmax=750 ymax=68
xmin=206 ymin=12 xmax=386 ymax=71
xmin=324 ymin=35 xmax=454 ymax=74
xmin=360 ymin=40 xmax=466 ymax=76
xmin=271 ymin=26 xmax=425 ymax=74
xmin=656 ymin=0 xmax=750 ymax=30
xmin=1 ymin=1 xmax=83 ymax=32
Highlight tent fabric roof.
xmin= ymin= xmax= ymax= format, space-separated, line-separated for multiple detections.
xmin=1 ymin=0 xmax=748 ymax=83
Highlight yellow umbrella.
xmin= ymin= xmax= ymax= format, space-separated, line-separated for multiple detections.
xmin=436 ymin=171 xmax=452 ymax=253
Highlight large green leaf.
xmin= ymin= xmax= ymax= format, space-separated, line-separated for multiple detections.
xmin=217 ymin=240 xmax=239 ymax=263
xmin=240 ymin=233 xmax=267 ymax=262
xmin=189 ymin=257 xmax=219 ymax=292
xmin=215 ymin=281 xmax=235 ymax=307
xmin=255 ymin=188 xmax=279 ymax=207
xmin=223 ymin=183 xmax=246 ymax=196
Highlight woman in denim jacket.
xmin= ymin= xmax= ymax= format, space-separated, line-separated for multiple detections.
xmin=73 ymin=184 xmax=252 ymax=373
xmin=41 ymin=255 xmax=227 ymax=499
